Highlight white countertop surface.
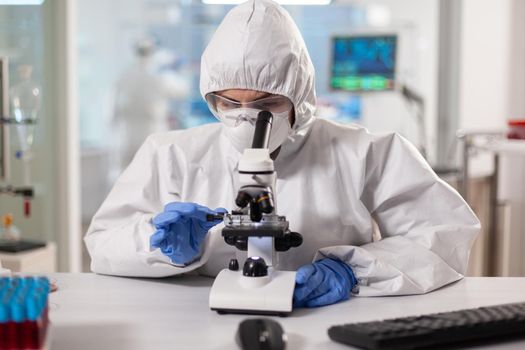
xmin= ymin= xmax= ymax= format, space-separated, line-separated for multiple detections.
xmin=47 ymin=274 xmax=525 ymax=350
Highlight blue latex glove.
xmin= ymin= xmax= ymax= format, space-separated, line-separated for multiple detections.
xmin=150 ymin=202 xmax=227 ymax=265
xmin=293 ymin=258 xmax=357 ymax=308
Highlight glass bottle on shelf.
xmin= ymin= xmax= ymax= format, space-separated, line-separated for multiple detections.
xmin=10 ymin=65 xmax=41 ymax=185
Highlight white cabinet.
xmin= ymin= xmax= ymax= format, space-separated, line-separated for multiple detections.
xmin=0 ymin=242 xmax=56 ymax=273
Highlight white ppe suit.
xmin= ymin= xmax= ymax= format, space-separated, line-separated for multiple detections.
xmin=85 ymin=0 xmax=480 ymax=296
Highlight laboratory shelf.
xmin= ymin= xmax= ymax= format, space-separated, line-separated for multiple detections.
xmin=473 ymin=139 xmax=525 ymax=156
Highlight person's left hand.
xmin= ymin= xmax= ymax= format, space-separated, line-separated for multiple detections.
xmin=293 ymin=258 xmax=357 ymax=308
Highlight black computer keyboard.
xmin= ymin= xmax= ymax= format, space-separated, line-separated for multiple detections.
xmin=328 ymin=302 xmax=525 ymax=349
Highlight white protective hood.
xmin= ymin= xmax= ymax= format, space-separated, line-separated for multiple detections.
xmin=200 ymin=0 xmax=316 ymax=157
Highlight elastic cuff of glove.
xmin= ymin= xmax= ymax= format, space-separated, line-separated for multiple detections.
xmin=345 ymin=265 xmax=359 ymax=294
xmin=351 ymin=280 xmax=360 ymax=295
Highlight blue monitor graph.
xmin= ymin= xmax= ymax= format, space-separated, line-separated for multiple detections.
xmin=331 ymin=35 xmax=397 ymax=92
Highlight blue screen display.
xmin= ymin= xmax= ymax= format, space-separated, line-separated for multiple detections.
xmin=331 ymin=35 xmax=397 ymax=92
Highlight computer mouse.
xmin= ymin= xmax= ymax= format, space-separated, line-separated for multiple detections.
xmin=236 ymin=318 xmax=287 ymax=350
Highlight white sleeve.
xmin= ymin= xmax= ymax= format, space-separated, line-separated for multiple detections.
xmin=84 ymin=135 xmax=212 ymax=277
xmin=314 ymin=134 xmax=480 ymax=296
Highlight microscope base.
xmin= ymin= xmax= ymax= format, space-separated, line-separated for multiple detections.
xmin=209 ymin=269 xmax=296 ymax=316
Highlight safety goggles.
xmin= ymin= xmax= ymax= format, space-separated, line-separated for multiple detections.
xmin=206 ymin=92 xmax=293 ymax=126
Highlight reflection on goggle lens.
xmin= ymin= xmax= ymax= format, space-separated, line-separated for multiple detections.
xmin=206 ymin=93 xmax=293 ymax=115
xmin=220 ymin=109 xmax=262 ymax=127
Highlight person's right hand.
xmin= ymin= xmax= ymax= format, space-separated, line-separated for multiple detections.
xmin=150 ymin=202 xmax=226 ymax=265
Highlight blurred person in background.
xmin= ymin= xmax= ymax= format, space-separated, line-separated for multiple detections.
xmin=112 ymin=35 xmax=189 ymax=170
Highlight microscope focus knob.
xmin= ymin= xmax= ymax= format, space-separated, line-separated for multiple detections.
xmin=242 ymin=257 xmax=268 ymax=277
xmin=288 ymin=231 xmax=303 ymax=248
xmin=274 ymin=231 xmax=303 ymax=252
xmin=229 ymin=259 xmax=239 ymax=271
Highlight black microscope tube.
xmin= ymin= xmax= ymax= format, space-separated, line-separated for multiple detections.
xmin=251 ymin=111 xmax=273 ymax=149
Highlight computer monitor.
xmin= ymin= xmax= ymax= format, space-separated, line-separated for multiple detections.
xmin=330 ymin=35 xmax=397 ymax=92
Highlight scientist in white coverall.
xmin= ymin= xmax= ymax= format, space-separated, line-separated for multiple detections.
xmin=85 ymin=0 xmax=480 ymax=308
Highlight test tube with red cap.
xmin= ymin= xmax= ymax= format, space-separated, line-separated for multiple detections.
xmin=0 ymin=276 xmax=50 ymax=349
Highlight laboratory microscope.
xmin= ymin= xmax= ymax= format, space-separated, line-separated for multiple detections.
xmin=209 ymin=111 xmax=303 ymax=316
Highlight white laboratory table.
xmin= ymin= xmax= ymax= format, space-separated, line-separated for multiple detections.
xmin=47 ymin=274 xmax=525 ymax=350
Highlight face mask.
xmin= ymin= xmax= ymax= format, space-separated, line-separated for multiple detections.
xmin=218 ymin=108 xmax=292 ymax=154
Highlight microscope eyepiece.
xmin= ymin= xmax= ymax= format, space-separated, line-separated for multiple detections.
xmin=251 ymin=111 xmax=273 ymax=149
